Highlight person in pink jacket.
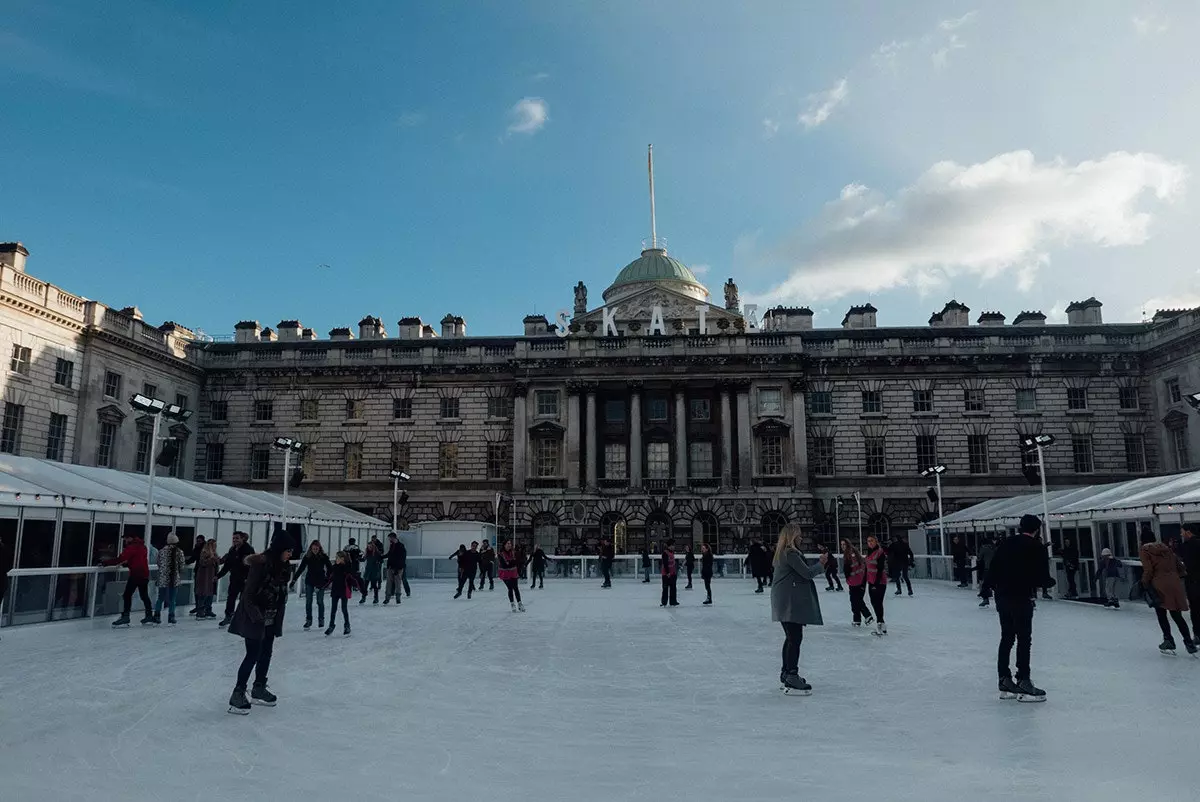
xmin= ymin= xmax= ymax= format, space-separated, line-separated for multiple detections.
xmin=498 ymin=540 xmax=525 ymax=613
xmin=840 ymin=539 xmax=873 ymax=627
xmin=865 ymin=535 xmax=889 ymax=636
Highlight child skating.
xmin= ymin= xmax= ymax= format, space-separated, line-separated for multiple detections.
xmin=324 ymin=551 xmax=359 ymax=636
xmin=498 ymin=540 xmax=525 ymax=612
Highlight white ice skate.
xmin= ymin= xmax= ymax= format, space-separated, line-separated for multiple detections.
xmin=518 ymin=602 xmax=526 ymax=612
xmin=872 ymin=622 xmax=888 ymax=637
xmin=510 ymin=602 xmax=517 ymax=613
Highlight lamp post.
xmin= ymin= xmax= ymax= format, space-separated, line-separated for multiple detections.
xmin=920 ymin=465 xmax=947 ymax=557
xmin=390 ymin=470 xmax=410 ymax=532
xmin=130 ymin=394 xmax=191 ymax=545
xmin=1021 ymin=434 xmax=1056 ymax=548
xmin=272 ymin=437 xmax=306 ymax=536
xmin=833 ymin=495 xmax=843 ymax=549
xmin=853 ymin=491 xmax=863 ymax=552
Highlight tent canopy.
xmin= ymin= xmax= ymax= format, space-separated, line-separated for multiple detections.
xmin=0 ymin=453 xmax=387 ymax=529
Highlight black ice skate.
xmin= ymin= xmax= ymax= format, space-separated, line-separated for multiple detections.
xmin=111 ymin=615 xmax=131 ymax=628
xmin=228 ymin=687 xmax=251 ymax=715
xmin=343 ymin=623 xmax=351 ymax=637
xmin=325 ymin=623 xmax=335 ymax=636
xmin=1185 ymin=639 xmax=1199 ymax=657
xmin=998 ymin=676 xmax=1019 ymax=700
xmin=1159 ymin=638 xmax=1177 ymax=656
xmin=218 ymin=615 xmax=233 ymax=627
xmin=303 ymin=619 xmax=312 ymax=630
xmin=251 ymin=682 xmax=277 ymax=706
xmin=1015 ymin=679 xmax=1046 ymax=703
xmin=780 ymin=672 xmax=812 ymax=696
xmin=144 ymin=613 xmax=159 ymax=626
xmin=703 ymin=598 xmax=712 ymax=605
xmin=979 ymin=599 xmax=990 ymax=608
xmin=167 ymin=614 xmax=176 ymax=625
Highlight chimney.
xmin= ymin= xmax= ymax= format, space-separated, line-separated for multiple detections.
xmin=767 ymin=306 xmax=813 ymax=332
xmin=524 ymin=314 xmax=550 ymax=336
xmin=329 ymin=327 xmax=354 ymax=341
xmin=1152 ymin=309 xmax=1188 ymax=324
xmin=120 ymin=306 xmax=144 ymax=321
xmin=841 ymin=303 xmax=877 ymax=329
xmin=422 ymin=324 xmax=437 ymax=338
xmin=1012 ymin=311 xmax=1047 ymax=327
xmin=301 ymin=328 xmax=317 ymax=341
xmin=234 ymin=320 xmax=262 ymax=343
xmin=440 ymin=314 xmax=465 ymax=338
xmin=398 ymin=317 xmax=424 ymax=339
xmin=259 ymin=327 xmax=278 ymax=342
xmin=0 ymin=242 xmax=29 ymax=273
xmin=158 ymin=321 xmax=196 ymax=341
xmin=1065 ymin=297 xmax=1103 ymax=325
xmin=977 ymin=311 xmax=1006 ymax=327
xmin=276 ymin=320 xmax=303 ymax=341
xmin=931 ymin=300 xmax=970 ymax=327
xmin=358 ymin=315 xmax=386 ymax=340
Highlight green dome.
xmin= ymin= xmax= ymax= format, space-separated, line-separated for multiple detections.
xmin=610 ymin=248 xmax=701 ymax=288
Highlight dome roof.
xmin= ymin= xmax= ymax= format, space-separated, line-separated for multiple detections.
xmin=610 ymin=248 xmax=701 ymax=288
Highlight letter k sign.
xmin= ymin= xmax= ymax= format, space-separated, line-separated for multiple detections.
xmin=602 ymin=307 xmax=618 ymax=336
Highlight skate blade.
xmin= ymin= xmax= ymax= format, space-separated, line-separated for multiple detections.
xmin=782 ymin=688 xmax=812 ymax=696
xmin=999 ymin=692 xmax=1018 ymax=700
xmin=1017 ymin=695 xmax=1047 ymax=703
xmin=228 ymin=706 xmax=251 ymax=716
xmin=1160 ymin=650 xmax=1177 ymax=657
xmin=250 ymin=699 xmax=277 ymax=707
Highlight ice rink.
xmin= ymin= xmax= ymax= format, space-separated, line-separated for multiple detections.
xmin=1 ymin=576 xmax=1197 ymax=802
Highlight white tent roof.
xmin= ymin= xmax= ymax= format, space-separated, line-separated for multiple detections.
xmin=0 ymin=454 xmax=387 ymax=529
xmin=932 ymin=470 xmax=1200 ymax=531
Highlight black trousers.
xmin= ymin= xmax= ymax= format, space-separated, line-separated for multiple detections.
xmin=848 ymin=585 xmax=872 ymax=623
xmin=225 ymin=581 xmax=245 ymax=618
xmin=661 ymin=574 xmax=678 ymax=605
xmin=702 ymin=576 xmax=712 ymax=599
xmin=360 ymin=576 xmax=380 ymax=601
xmin=478 ymin=564 xmax=493 ymax=589
xmin=1188 ymin=580 xmax=1200 ymax=637
xmin=530 ymin=567 xmax=544 ymax=587
xmin=867 ymin=584 xmax=886 ymax=623
xmin=996 ymin=596 xmax=1034 ymax=681
xmin=456 ymin=572 xmax=474 ymax=598
xmin=1065 ymin=568 xmax=1078 ymax=597
xmin=122 ymin=577 xmax=153 ymax=616
xmin=1156 ymin=607 xmax=1193 ymax=642
xmin=825 ymin=566 xmax=842 ymax=590
xmin=503 ymin=578 xmax=522 ymax=604
xmin=685 ymin=566 xmax=694 ymax=588
xmin=236 ymin=632 xmax=276 ymax=689
xmin=780 ymin=622 xmax=804 ymax=674
xmin=756 ymin=575 xmax=766 ymax=591
xmin=601 ymin=560 xmax=612 ymax=586
xmin=892 ymin=567 xmax=911 ymax=594
xmin=329 ymin=594 xmax=350 ymax=627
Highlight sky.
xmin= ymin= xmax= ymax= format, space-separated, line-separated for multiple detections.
xmin=1 ymin=0 xmax=1197 ymax=337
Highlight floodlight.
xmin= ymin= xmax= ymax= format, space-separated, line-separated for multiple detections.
xmin=390 ymin=470 xmax=410 ymax=481
xmin=920 ymin=465 xmax=947 ymax=477
xmin=1021 ymin=434 xmax=1056 ymax=450
xmin=1186 ymin=392 xmax=1200 ymax=411
xmin=130 ymin=394 xmax=165 ymax=413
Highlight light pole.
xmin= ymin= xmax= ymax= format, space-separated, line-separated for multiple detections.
xmin=853 ymin=491 xmax=863 ymax=552
xmin=130 ymin=394 xmax=191 ymax=545
xmin=920 ymin=465 xmax=947 ymax=557
xmin=1021 ymin=434 xmax=1056 ymax=550
xmin=390 ymin=470 xmax=410 ymax=532
xmin=272 ymin=437 xmax=306 ymax=537
xmin=833 ymin=495 xmax=843 ymax=548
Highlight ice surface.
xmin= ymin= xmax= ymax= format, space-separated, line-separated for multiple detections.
xmin=1 ymin=578 xmax=1197 ymax=802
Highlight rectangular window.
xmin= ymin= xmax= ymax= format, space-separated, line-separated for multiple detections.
xmin=915 ymin=435 xmax=938 ymax=472
xmin=54 ymin=358 xmax=74 ymax=388
xmin=1016 ymin=388 xmax=1037 ymax=412
xmin=604 ymin=442 xmax=627 ymax=479
xmin=346 ymin=398 xmax=365 ymax=420
xmin=174 ymin=393 xmax=188 ymax=411
xmin=46 ymin=413 xmax=68 ymax=461
xmin=300 ymin=445 xmax=316 ymax=479
xmin=1067 ymin=387 xmax=1088 ymax=411
xmin=103 ymin=371 xmax=122 ymax=399
xmin=210 ymin=399 xmax=228 ymax=421
xmin=759 ymin=435 xmax=784 ymax=475
xmin=9 ymin=344 xmax=31 ymax=376
xmin=1071 ymin=435 xmax=1094 ymax=474
xmin=689 ymin=398 xmax=711 ymax=421
xmin=1118 ymin=386 xmax=1140 ymax=410
xmin=344 ymin=443 xmax=364 ymax=480
xmin=647 ymin=398 xmax=669 ymax=422
xmin=1173 ymin=428 xmax=1191 ymax=471
xmin=391 ymin=442 xmax=410 ymax=472
xmin=440 ymin=397 xmax=460 ymax=419
xmin=1021 ymin=439 xmax=1040 ymax=471
xmin=487 ymin=396 xmax=513 ymax=419
xmin=135 ymin=430 xmax=152 ymax=474
xmin=861 ymin=390 xmax=883 ymax=414
xmin=646 ymin=441 xmax=670 ymax=478
xmin=487 ymin=442 xmax=511 ymax=479
xmin=535 ymin=390 xmax=559 ymax=417
xmin=963 ymin=389 xmax=986 ymax=412
xmin=811 ymin=436 xmax=835 ymax=476
xmin=251 ymin=446 xmax=272 ymax=481
xmin=533 ymin=439 xmax=558 ymax=478
xmin=0 ymin=402 xmax=24 ymax=454
xmin=758 ymin=388 xmax=783 ymax=416
xmin=864 ymin=437 xmax=886 ymax=476
xmin=97 ymin=421 xmax=117 ymax=467
xmin=254 ymin=400 xmax=274 ymax=421
xmin=1166 ymin=378 xmax=1182 ymax=404
xmin=912 ymin=389 xmax=933 ymax=413
xmin=300 ymin=398 xmax=320 ymax=420
xmin=688 ymin=441 xmax=714 ymax=477
xmin=1124 ymin=435 xmax=1145 ymax=473
xmin=604 ymin=399 xmax=625 ymax=423
xmin=205 ymin=443 xmax=225 ymax=481
xmin=968 ymin=434 xmax=989 ymax=474
xmin=393 ymin=397 xmax=412 ymax=419
xmin=808 ymin=391 xmax=833 ymax=416
xmin=143 ymin=383 xmax=157 ymax=399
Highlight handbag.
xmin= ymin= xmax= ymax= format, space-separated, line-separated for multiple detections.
xmin=1142 ymin=584 xmax=1161 ymax=608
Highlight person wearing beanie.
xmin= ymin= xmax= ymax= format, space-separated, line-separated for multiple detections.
xmin=152 ymin=533 xmax=186 ymax=625
xmin=980 ymin=513 xmax=1054 ymax=702
xmin=1096 ymin=548 xmax=1123 ymax=608
xmin=227 ymin=530 xmax=293 ymax=714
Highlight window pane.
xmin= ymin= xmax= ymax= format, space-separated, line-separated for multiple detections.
xmin=808 ymin=391 xmax=832 ymax=415
xmin=487 ymin=442 xmax=510 ymax=479
xmin=688 ymin=399 xmax=711 ymax=421
xmin=648 ymin=398 xmax=668 ymax=421
xmin=1 ymin=402 xmax=24 ymax=454
xmin=1119 ymin=386 xmax=1140 ymax=410
xmin=915 ymin=435 xmax=938 ymax=472
xmin=604 ymin=399 xmax=625 ymax=422
xmin=604 ymin=442 xmax=627 ymax=478
xmin=968 ymin=434 xmax=989 ymax=474
xmin=59 ymin=520 xmax=92 ymax=567
xmin=344 ymin=444 xmax=363 ymax=480
xmin=1071 ymin=435 xmax=1094 ymax=473
xmin=861 ymin=391 xmax=882 ymax=414
xmin=135 ymin=430 xmax=151 ymax=473
xmin=1067 ymin=387 xmax=1088 ymax=410
xmin=46 ymin=413 xmax=68 ymax=461
xmin=912 ymin=390 xmax=932 ymax=413
xmin=54 ymin=358 xmax=74 ymax=388
xmin=104 ymin=371 xmax=122 ymax=398
xmin=811 ymin=436 xmax=835 ymax=476
xmin=1124 ymin=435 xmax=1145 ymax=473
xmin=646 ymin=442 xmax=670 ymax=478
xmin=206 ymin=443 xmax=225 ymax=481
xmin=535 ymin=391 xmax=559 ymax=417
xmin=393 ymin=398 xmax=412 ymax=419
xmin=688 ymin=441 xmax=713 ymax=477
xmin=864 ymin=438 xmax=885 ymax=476
xmin=211 ymin=400 xmax=228 ymax=421
xmin=963 ymin=389 xmax=986 ymax=412
xmin=254 ymin=400 xmax=273 ymax=421
xmin=1016 ymin=389 xmax=1037 ymax=412
xmin=533 ymin=440 xmax=557 ymax=477
xmin=251 ymin=446 xmax=272 ymax=480
xmin=759 ymin=435 xmax=783 ymax=475
xmin=759 ymin=389 xmax=782 ymax=416
xmin=440 ymin=397 xmax=460 ymax=419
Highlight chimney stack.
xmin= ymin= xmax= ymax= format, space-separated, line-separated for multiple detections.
xmin=358 ymin=315 xmax=387 ymax=340
xmin=1012 ymin=311 xmax=1047 ymax=327
xmin=329 ymin=327 xmax=354 ymax=341
xmin=977 ymin=311 xmax=1006 ymax=327
xmin=524 ymin=314 xmax=550 ymax=336
xmin=1065 ymin=297 xmax=1103 ymax=325
xmin=234 ymin=320 xmax=262 ymax=343
xmin=841 ymin=303 xmax=877 ymax=329
xmin=931 ymin=300 xmax=970 ymax=327
xmin=398 ymin=317 xmax=424 ymax=339
xmin=276 ymin=320 xmax=303 ymax=341
xmin=440 ymin=314 xmax=466 ymax=338
xmin=0 ymin=242 xmax=29 ymax=273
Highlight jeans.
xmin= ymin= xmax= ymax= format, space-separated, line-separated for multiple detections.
xmin=504 ymin=578 xmax=522 ymax=604
xmin=122 ymin=577 xmax=153 ymax=616
xmin=643 ymin=564 xmax=652 ymax=582
xmin=225 ymin=581 xmax=245 ymax=619
xmin=893 ymin=567 xmax=912 ymax=595
xmin=1100 ymin=575 xmax=1119 ymax=603
xmin=780 ymin=622 xmax=804 ymax=674
xmin=154 ymin=586 xmax=178 ymax=618
xmin=849 ymin=585 xmax=872 ymax=623
xmin=825 ymin=566 xmax=842 ymax=590
xmin=530 ymin=567 xmax=545 ymax=588
xmin=305 ymin=583 xmax=326 ymax=622
xmin=867 ymin=584 xmax=886 ymax=623
xmin=385 ymin=569 xmax=407 ymax=601
xmin=600 ymin=560 xmax=612 ymax=587
xmin=685 ymin=566 xmax=693 ymax=588
xmin=660 ymin=574 xmax=678 ymax=606
xmin=996 ymin=596 xmax=1034 ymax=681
xmin=1156 ymin=607 xmax=1192 ymax=643
xmin=329 ymin=594 xmax=350 ymax=627
xmin=236 ymin=632 xmax=276 ymax=689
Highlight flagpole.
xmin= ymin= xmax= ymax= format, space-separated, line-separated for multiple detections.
xmin=648 ymin=144 xmax=657 ymax=249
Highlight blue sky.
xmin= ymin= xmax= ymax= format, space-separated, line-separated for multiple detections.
xmin=1 ymin=1 xmax=1196 ymax=337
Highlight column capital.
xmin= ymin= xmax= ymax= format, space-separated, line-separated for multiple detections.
xmin=628 ymin=379 xmax=644 ymax=391
xmin=789 ymin=377 xmax=807 ymax=393
xmin=565 ymin=380 xmax=586 ymax=395
xmin=513 ymin=381 xmax=529 ymax=396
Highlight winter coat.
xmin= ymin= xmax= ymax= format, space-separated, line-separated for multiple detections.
xmin=325 ymin=562 xmax=360 ymax=600
xmin=822 ymin=553 xmax=838 ymax=574
xmin=293 ymin=550 xmax=332 ymax=587
xmin=478 ymin=547 xmax=495 ymax=568
xmin=982 ymin=534 xmax=1054 ymax=600
xmin=641 ymin=547 xmax=651 ymax=568
xmin=1178 ymin=538 xmax=1200 ymax=583
xmin=843 ymin=553 xmax=866 ymax=587
xmin=102 ymin=542 xmax=151 ymax=580
xmin=661 ymin=549 xmax=677 ymax=577
xmin=1061 ymin=544 xmax=1080 ymax=571
xmin=745 ymin=544 xmax=769 ymax=578
xmin=1097 ymin=556 xmax=1122 ymax=579
xmin=386 ymin=542 xmax=407 ymax=570
xmin=216 ymin=542 xmax=255 ymax=587
xmin=700 ymin=552 xmax=714 ymax=579
xmin=951 ymin=541 xmax=970 ymax=568
xmin=156 ymin=545 xmax=186 ymax=589
xmin=887 ymin=541 xmax=914 ymax=572
xmin=530 ymin=548 xmax=548 ymax=570
xmin=600 ymin=544 xmax=615 ymax=562
xmin=1140 ymin=542 xmax=1189 ymax=612
xmin=344 ymin=544 xmax=363 ymax=574
xmin=362 ymin=547 xmax=384 ymax=582
xmin=194 ymin=552 xmax=219 ymax=597
xmin=497 ymin=550 xmax=519 ymax=580
xmin=866 ymin=547 xmax=888 ymax=587
xmin=684 ymin=551 xmax=696 ymax=571
xmin=228 ymin=554 xmax=290 ymax=640
xmin=185 ymin=539 xmax=205 ymax=566
xmin=771 ymin=548 xmax=824 ymax=626
xmin=976 ymin=544 xmax=997 ymax=576
xmin=454 ymin=549 xmax=480 ymax=576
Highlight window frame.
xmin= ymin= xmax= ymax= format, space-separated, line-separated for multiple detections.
xmin=53 ymin=357 xmax=75 ymax=388
xmin=438 ymin=442 xmax=460 ymax=479
xmin=811 ymin=436 xmax=835 ymax=476
xmin=1166 ymin=378 xmax=1182 ymax=405
xmin=390 ymin=442 xmax=410 ymax=473
xmin=300 ymin=398 xmax=320 ymax=421
xmin=439 ymin=397 xmax=460 ymax=420
xmin=46 ymin=412 xmax=68 ymax=461
xmin=1071 ymin=434 xmax=1094 ymax=474
xmin=103 ymin=371 xmax=122 ymax=400
xmin=533 ymin=439 xmax=559 ymax=478
xmin=1015 ymin=388 xmax=1038 ymax=413
xmin=688 ymin=398 xmax=711 ymax=422
xmin=808 ymin=390 xmax=833 ymax=416
xmin=346 ymin=398 xmax=366 ymax=420
xmin=604 ymin=442 xmax=628 ymax=479
xmin=393 ymin=397 xmax=413 ymax=420
xmin=535 ymin=390 xmax=560 ymax=418
xmin=911 ymin=389 xmax=933 ymax=413
xmin=97 ymin=421 xmax=117 ymax=467
xmin=486 ymin=442 xmax=511 ymax=479
xmin=758 ymin=388 xmax=783 ymax=417
xmin=343 ymin=443 xmax=364 ymax=481
xmin=210 ymin=399 xmax=229 ymax=421
xmin=251 ymin=446 xmax=272 ymax=481
xmin=487 ymin=396 xmax=513 ymax=419
xmin=967 ymin=434 xmax=989 ymax=475
xmin=135 ymin=430 xmax=152 ymax=474
xmin=915 ymin=435 xmax=938 ymax=473
xmin=1067 ymin=386 xmax=1089 ymax=411
xmin=254 ymin=399 xmax=274 ymax=422
xmin=963 ymin=389 xmax=986 ymax=413
xmin=864 ymin=437 xmax=886 ymax=477
xmin=9 ymin=344 xmax=31 ymax=376
xmin=205 ymin=442 xmax=225 ymax=481
xmin=1123 ymin=434 xmax=1145 ymax=474
xmin=0 ymin=402 xmax=24 ymax=454
xmin=759 ymin=434 xmax=784 ymax=476
xmin=688 ymin=440 xmax=714 ymax=478
xmin=647 ymin=397 xmax=669 ymax=422
xmin=861 ymin=390 xmax=883 ymax=415
xmin=646 ymin=441 xmax=671 ymax=479
xmin=1172 ymin=427 xmax=1191 ymax=471
xmin=1118 ymin=386 xmax=1140 ymax=411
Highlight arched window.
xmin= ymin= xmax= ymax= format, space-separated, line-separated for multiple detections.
xmin=870 ymin=513 xmax=892 ymax=543
xmin=646 ymin=511 xmax=672 ymax=547
xmin=600 ymin=512 xmax=626 ymax=552
xmin=692 ymin=512 xmax=719 ymax=549
xmin=533 ymin=513 xmax=558 ymax=552
xmin=761 ymin=511 xmax=788 ymax=541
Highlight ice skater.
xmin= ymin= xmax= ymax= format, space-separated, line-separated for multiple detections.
xmin=865 ymin=535 xmax=888 ymax=636
xmin=291 ymin=540 xmax=331 ymax=630
xmin=344 ymin=538 xmax=363 ymax=577
xmin=185 ymin=534 xmax=206 ymax=616
xmin=977 ymin=536 xmax=996 ymax=608
xmin=660 ymin=540 xmax=679 ymax=607
xmin=1061 ymin=537 xmax=1080 ymax=599
xmin=478 ymin=540 xmax=495 ymax=591
xmin=194 ymin=539 xmax=219 ymax=619
xmin=840 ymin=539 xmax=873 ymax=627
xmin=384 ymin=533 xmax=409 ymax=603
xmin=599 ymin=537 xmax=615 ymax=588
xmin=771 ymin=524 xmax=823 ymax=695
xmin=452 ymin=543 xmax=479 ymax=599
xmin=951 ymin=535 xmax=972 ymax=588
xmin=746 ymin=540 xmax=770 ymax=593
xmin=641 ymin=542 xmax=655 ymax=583
xmin=217 ymin=531 xmax=255 ymax=627
xmin=1181 ymin=526 xmax=1200 ymax=636
xmin=819 ymin=544 xmax=842 ymax=592
xmin=498 ymin=540 xmax=525 ymax=612
xmin=529 ymin=544 xmax=548 ymax=589
xmin=1096 ymin=548 xmax=1122 ymax=608
xmin=101 ymin=532 xmax=154 ymax=627
xmin=887 ymin=535 xmax=913 ymax=596
xmin=360 ymin=539 xmax=383 ymax=604
xmin=324 ymin=551 xmax=359 ymax=636
xmin=152 ymin=533 xmax=186 ymax=625
xmin=979 ymin=513 xmax=1052 ymax=702
xmin=684 ymin=544 xmax=696 ymax=590
xmin=700 ymin=542 xmax=714 ymax=605
xmin=226 ymin=530 xmax=292 ymax=714
xmin=1139 ymin=539 xmax=1196 ymax=656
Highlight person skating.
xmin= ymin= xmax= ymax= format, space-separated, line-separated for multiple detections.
xmin=100 ymin=533 xmax=154 ymax=626
xmin=951 ymin=536 xmax=972 ymax=588
xmin=1179 ymin=526 xmax=1200 ymax=637
xmin=477 ymin=540 xmax=496 ymax=591
xmin=746 ymin=540 xmax=770 ymax=593
xmin=152 ymin=533 xmax=186 ymax=625
xmin=1037 ymin=537 xmax=1054 ymax=601
xmin=0 ymin=533 xmax=9 ymax=640
xmin=1139 ymin=539 xmax=1196 ymax=656
xmin=599 ymin=538 xmax=615 ymax=588
xmin=344 ymin=537 xmax=363 ymax=593
xmin=979 ymin=513 xmax=1053 ymax=702
xmin=452 ymin=543 xmax=479 ymax=599
xmin=216 ymin=531 xmax=255 ymax=627
xmin=818 ymin=544 xmax=842 ymax=592
xmin=1061 ymin=537 xmax=1080 ymax=599
xmin=497 ymin=540 xmax=525 ymax=612
xmin=865 ymin=535 xmax=888 ymax=636
xmin=516 ymin=542 xmax=528 ymax=581
xmin=226 ymin=530 xmax=292 ymax=714
xmin=290 ymin=540 xmax=331 ymax=630
xmin=194 ymin=539 xmax=219 ymax=619
xmin=384 ymin=533 xmax=408 ymax=604
xmin=185 ymin=534 xmax=206 ymax=616
xmin=359 ymin=540 xmax=383 ymax=604
xmin=641 ymin=542 xmax=653 ymax=583
xmin=529 ymin=544 xmax=548 ymax=589
xmin=660 ymin=540 xmax=679 ymax=607
xmin=888 ymin=535 xmax=914 ymax=596
xmin=841 ymin=539 xmax=873 ymax=627
xmin=684 ymin=544 xmax=696 ymax=590
xmin=977 ymin=536 xmax=997 ymax=608
xmin=324 ymin=551 xmax=359 ymax=636
xmin=771 ymin=524 xmax=823 ymax=695
xmin=700 ymin=542 xmax=715 ymax=605
xmin=1096 ymin=548 xmax=1122 ymax=608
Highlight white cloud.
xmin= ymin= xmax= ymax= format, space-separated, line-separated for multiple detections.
xmin=871 ymin=40 xmax=911 ymax=72
xmin=531 ymin=71 xmax=551 ymax=81
xmin=691 ymin=263 xmax=711 ymax=277
xmin=799 ymin=78 xmax=848 ymax=129
xmin=938 ymin=11 xmax=978 ymax=32
xmin=762 ymin=117 xmax=780 ymax=138
xmin=750 ymin=150 xmax=1187 ymax=306
xmin=506 ymin=97 xmax=549 ymax=135
xmin=872 ymin=11 xmax=978 ymax=72
xmin=1132 ymin=14 xmax=1169 ymax=35
xmin=396 ymin=111 xmax=426 ymax=128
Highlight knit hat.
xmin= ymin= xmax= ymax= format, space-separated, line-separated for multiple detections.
xmin=1101 ymin=548 xmax=1112 ymax=557
xmin=267 ymin=530 xmax=292 ymax=558
xmin=166 ymin=533 xmax=179 ymax=545
xmin=1018 ymin=514 xmax=1043 ymax=534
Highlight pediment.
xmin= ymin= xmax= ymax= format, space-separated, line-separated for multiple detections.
xmin=575 ymin=285 xmax=740 ymax=327
xmin=529 ymin=420 xmax=566 ymax=437
xmin=97 ymin=404 xmax=127 ymax=425
xmin=752 ymin=418 xmax=791 ymax=434
xmin=1163 ymin=409 xmax=1190 ymax=430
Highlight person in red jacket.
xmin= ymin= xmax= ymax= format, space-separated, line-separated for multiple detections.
xmin=498 ymin=540 xmax=525 ymax=612
xmin=865 ymin=535 xmax=889 ymax=636
xmin=660 ymin=540 xmax=679 ymax=607
xmin=101 ymin=533 xmax=154 ymax=626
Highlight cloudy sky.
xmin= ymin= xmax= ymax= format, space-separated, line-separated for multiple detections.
xmin=0 ymin=1 xmax=1195 ymax=334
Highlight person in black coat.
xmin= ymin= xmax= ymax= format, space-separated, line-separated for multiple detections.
xmin=599 ymin=538 xmax=615 ymax=588
xmin=887 ymin=536 xmax=914 ymax=596
xmin=452 ymin=543 xmax=479 ymax=599
xmin=818 ymin=544 xmax=843 ymax=591
xmin=746 ymin=541 xmax=770 ymax=593
xmin=384 ymin=533 xmax=409 ymax=603
xmin=290 ymin=540 xmax=331 ymax=630
xmin=1180 ymin=526 xmax=1200 ymax=637
xmin=227 ymin=531 xmax=292 ymax=714
xmin=641 ymin=542 xmax=654 ymax=583
xmin=185 ymin=535 xmax=207 ymax=615
xmin=216 ymin=531 xmax=255 ymax=627
xmin=951 ymin=536 xmax=972 ymax=587
xmin=1061 ymin=537 xmax=1080 ymax=599
xmin=683 ymin=544 xmax=696 ymax=590
xmin=477 ymin=541 xmax=495 ymax=591
xmin=700 ymin=543 xmax=715 ymax=605
xmin=529 ymin=545 xmax=548 ymax=589
xmin=323 ymin=552 xmax=359 ymax=636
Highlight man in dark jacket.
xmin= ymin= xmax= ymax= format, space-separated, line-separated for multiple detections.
xmin=185 ymin=535 xmax=207 ymax=615
xmin=100 ymin=533 xmax=154 ymax=625
xmin=384 ymin=533 xmax=409 ymax=603
xmin=746 ymin=541 xmax=769 ymax=593
xmin=217 ymin=531 xmax=255 ymax=627
xmin=660 ymin=540 xmax=679 ymax=607
xmin=641 ymin=543 xmax=653 ymax=583
xmin=529 ymin=544 xmax=548 ymax=589
xmin=1061 ymin=537 xmax=1080 ymax=599
xmin=454 ymin=542 xmax=480 ymax=599
xmin=1179 ymin=525 xmax=1200 ymax=636
xmin=951 ymin=536 xmax=972 ymax=588
xmin=344 ymin=538 xmax=363 ymax=576
xmin=477 ymin=541 xmax=495 ymax=590
xmin=980 ymin=514 xmax=1053 ymax=702
xmin=888 ymin=536 xmax=914 ymax=596
xmin=599 ymin=538 xmax=615 ymax=588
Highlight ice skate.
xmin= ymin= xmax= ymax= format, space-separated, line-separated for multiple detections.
xmin=872 ymin=622 xmax=888 ymax=636
xmin=780 ymin=672 xmax=812 ymax=696
xmin=511 ymin=601 xmax=518 ymax=612
xmin=453 ymin=590 xmax=462 ymax=599
xmin=383 ymin=597 xmax=390 ymax=605
xmin=998 ymin=676 xmax=1019 ymax=700
xmin=1111 ymin=600 xmax=1120 ymax=609
xmin=1041 ymin=591 xmax=1053 ymax=600
xmin=863 ymin=615 xmax=874 ymax=626
xmin=518 ymin=602 xmax=526 ymax=612
xmin=324 ymin=623 xmax=335 ymax=636
xmin=359 ymin=597 xmax=365 ymax=605
xmin=167 ymin=614 xmax=176 ymax=625
xmin=111 ymin=615 xmax=131 ymax=628
xmin=907 ymin=590 xmax=912 ymax=596
xmin=144 ymin=613 xmax=159 ymax=626
xmin=852 ymin=621 xmax=862 ymax=628
xmin=703 ymin=598 xmax=712 ymax=605
xmin=303 ymin=619 xmax=312 ymax=630
xmin=1184 ymin=639 xmax=1199 ymax=657
xmin=825 ymin=586 xmax=836 ymax=592
xmin=218 ymin=615 xmax=232 ymax=627
xmin=978 ymin=599 xmax=990 ymax=608
xmin=343 ymin=623 xmax=351 ymax=637
xmin=1159 ymin=638 xmax=1178 ymax=656
xmin=228 ymin=687 xmax=251 ymax=715
xmin=250 ymin=682 xmax=277 ymax=706
xmin=1015 ymin=679 xmax=1046 ymax=703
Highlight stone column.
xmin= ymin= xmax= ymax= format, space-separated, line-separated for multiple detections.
xmin=629 ymin=386 xmax=643 ymax=488
xmin=736 ymin=385 xmax=752 ymax=490
xmin=566 ymin=387 xmax=581 ymax=488
xmin=585 ymin=388 xmax=598 ymax=489
xmin=674 ymin=388 xmax=687 ymax=488
xmin=790 ymin=379 xmax=808 ymax=485
xmin=720 ymin=386 xmax=733 ymax=489
xmin=512 ymin=384 xmax=527 ymax=491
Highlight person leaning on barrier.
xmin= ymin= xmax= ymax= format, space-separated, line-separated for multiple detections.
xmin=217 ymin=531 xmax=256 ymax=627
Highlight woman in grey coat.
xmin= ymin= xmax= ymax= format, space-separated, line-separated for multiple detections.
xmin=771 ymin=524 xmax=824 ymax=695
